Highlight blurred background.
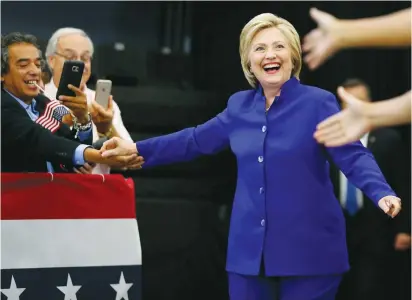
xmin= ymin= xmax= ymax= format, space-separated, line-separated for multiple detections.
xmin=2 ymin=1 xmax=410 ymax=299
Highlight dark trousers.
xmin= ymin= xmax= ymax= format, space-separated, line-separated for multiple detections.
xmin=228 ymin=258 xmax=342 ymax=300
xmin=387 ymin=249 xmax=411 ymax=300
xmin=336 ymin=212 xmax=392 ymax=300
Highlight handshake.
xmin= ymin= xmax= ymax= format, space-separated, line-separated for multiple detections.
xmin=84 ymin=137 xmax=144 ymax=170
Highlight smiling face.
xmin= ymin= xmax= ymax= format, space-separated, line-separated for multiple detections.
xmin=1 ymin=42 xmax=42 ymax=102
xmin=48 ymin=33 xmax=92 ymax=91
xmin=248 ymin=27 xmax=293 ymax=90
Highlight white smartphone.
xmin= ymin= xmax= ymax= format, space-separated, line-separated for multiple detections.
xmin=95 ymin=79 xmax=112 ymax=108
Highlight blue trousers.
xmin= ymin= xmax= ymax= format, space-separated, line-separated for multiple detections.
xmin=228 ymin=272 xmax=342 ymax=300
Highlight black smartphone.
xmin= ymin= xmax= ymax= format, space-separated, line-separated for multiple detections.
xmin=56 ymin=60 xmax=84 ymax=99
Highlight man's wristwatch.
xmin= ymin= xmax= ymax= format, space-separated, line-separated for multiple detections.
xmin=98 ymin=126 xmax=113 ymax=138
xmin=72 ymin=113 xmax=92 ymax=131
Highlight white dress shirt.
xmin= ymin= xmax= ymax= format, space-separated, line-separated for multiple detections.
xmin=45 ymin=80 xmax=133 ymax=174
xmin=339 ymin=133 xmax=369 ymax=209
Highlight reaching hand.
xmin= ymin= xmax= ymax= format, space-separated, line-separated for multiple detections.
xmin=314 ymin=87 xmax=372 ymax=147
xmin=105 ymin=153 xmax=144 ymax=170
xmin=58 ymin=84 xmax=89 ymax=124
xmin=100 ymin=137 xmax=138 ymax=158
xmin=90 ymin=96 xmax=114 ymax=134
xmin=303 ymin=8 xmax=342 ymax=70
xmin=378 ymin=196 xmax=402 ymax=218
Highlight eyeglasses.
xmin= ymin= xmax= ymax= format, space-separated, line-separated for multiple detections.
xmin=54 ymin=51 xmax=92 ymax=63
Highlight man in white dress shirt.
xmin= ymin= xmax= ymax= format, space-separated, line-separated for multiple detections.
xmin=44 ymin=28 xmax=133 ymax=174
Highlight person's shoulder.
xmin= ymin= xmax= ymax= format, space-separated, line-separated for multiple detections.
xmin=1 ymin=89 xmax=26 ymax=110
xmin=226 ymin=89 xmax=256 ymax=108
xmin=1 ymin=89 xmax=14 ymax=105
xmin=35 ymin=92 xmax=52 ymax=103
xmin=298 ymin=82 xmax=338 ymax=108
xmin=300 ymin=82 xmax=335 ymax=99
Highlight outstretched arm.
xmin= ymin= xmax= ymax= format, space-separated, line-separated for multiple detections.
xmin=314 ymin=88 xmax=411 ymax=147
xmin=303 ymin=8 xmax=411 ymax=70
xmin=101 ymin=109 xmax=231 ymax=168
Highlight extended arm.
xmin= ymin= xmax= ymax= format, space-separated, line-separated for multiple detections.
xmin=318 ymin=93 xmax=401 ymax=217
xmin=314 ymin=88 xmax=411 ymax=147
xmin=303 ymin=8 xmax=411 ymax=70
xmin=101 ymin=109 xmax=231 ymax=168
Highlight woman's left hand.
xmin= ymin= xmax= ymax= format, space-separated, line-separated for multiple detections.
xmin=378 ymin=196 xmax=402 ymax=218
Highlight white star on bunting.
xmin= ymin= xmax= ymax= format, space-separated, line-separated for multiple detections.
xmin=110 ymin=272 xmax=133 ymax=300
xmin=57 ymin=273 xmax=81 ymax=300
xmin=1 ymin=276 xmax=25 ymax=300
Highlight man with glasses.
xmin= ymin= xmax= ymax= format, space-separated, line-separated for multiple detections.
xmin=44 ymin=27 xmax=132 ymax=174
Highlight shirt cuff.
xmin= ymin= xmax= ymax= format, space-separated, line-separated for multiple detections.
xmin=73 ymin=144 xmax=90 ymax=166
xmin=77 ymin=127 xmax=92 ymax=142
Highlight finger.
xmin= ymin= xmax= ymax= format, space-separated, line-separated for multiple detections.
xmin=125 ymin=158 xmax=145 ymax=169
xmin=309 ymin=7 xmax=330 ymax=26
xmin=92 ymin=101 xmax=105 ymax=113
xmin=303 ymin=50 xmax=322 ymax=71
xmin=60 ymin=102 xmax=86 ymax=110
xmin=390 ymin=202 xmax=402 ymax=218
xmin=315 ymin=130 xmax=344 ymax=145
xmin=302 ymin=29 xmax=323 ymax=51
xmin=128 ymin=163 xmax=144 ymax=170
xmin=73 ymin=168 xmax=82 ymax=174
xmin=67 ymin=84 xmax=84 ymax=96
xmin=337 ymin=87 xmax=358 ymax=107
xmin=78 ymin=167 xmax=88 ymax=174
xmin=126 ymin=156 xmax=145 ymax=165
xmin=314 ymin=119 xmax=342 ymax=137
xmin=58 ymin=95 xmax=77 ymax=102
xmin=100 ymin=138 xmax=118 ymax=153
xmin=92 ymin=100 xmax=113 ymax=118
xmin=314 ymin=128 xmax=344 ymax=144
xmin=107 ymin=95 xmax=113 ymax=110
xmin=83 ymin=163 xmax=93 ymax=172
xmin=101 ymin=148 xmax=121 ymax=158
xmin=123 ymin=154 xmax=138 ymax=164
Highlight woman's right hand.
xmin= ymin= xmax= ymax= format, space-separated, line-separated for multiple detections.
xmin=84 ymin=147 xmax=144 ymax=169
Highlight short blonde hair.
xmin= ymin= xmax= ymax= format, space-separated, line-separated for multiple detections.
xmin=240 ymin=13 xmax=302 ymax=88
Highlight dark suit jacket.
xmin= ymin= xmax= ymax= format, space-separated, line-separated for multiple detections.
xmin=330 ymin=128 xmax=410 ymax=254
xmin=1 ymin=89 xmax=93 ymax=173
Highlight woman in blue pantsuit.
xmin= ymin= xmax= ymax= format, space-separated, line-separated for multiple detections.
xmin=101 ymin=13 xmax=402 ymax=300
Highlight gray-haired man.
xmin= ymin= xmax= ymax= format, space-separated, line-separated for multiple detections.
xmin=44 ymin=27 xmax=132 ymax=174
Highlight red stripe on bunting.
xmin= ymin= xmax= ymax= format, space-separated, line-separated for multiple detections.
xmin=1 ymin=173 xmax=136 ymax=220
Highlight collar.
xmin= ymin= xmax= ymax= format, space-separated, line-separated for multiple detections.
xmin=4 ymin=88 xmax=37 ymax=112
xmin=256 ymin=76 xmax=300 ymax=98
xmin=360 ymin=132 xmax=369 ymax=147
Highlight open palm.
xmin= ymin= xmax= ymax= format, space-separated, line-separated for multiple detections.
xmin=303 ymin=8 xmax=341 ymax=70
xmin=314 ymin=87 xmax=372 ymax=147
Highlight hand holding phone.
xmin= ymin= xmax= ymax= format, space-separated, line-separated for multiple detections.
xmin=94 ymin=79 xmax=112 ymax=109
xmin=56 ymin=60 xmax=84 ymax=99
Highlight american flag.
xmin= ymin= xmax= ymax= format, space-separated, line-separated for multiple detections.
xmin=35 ymin=100 xmax=70 ymax=133
xmin=1 ymin=173 xmax=142 ymax=300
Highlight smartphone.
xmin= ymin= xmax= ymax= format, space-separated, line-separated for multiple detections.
xmin=56 ymin=60 xmax=84 ymax=99
xmin=95 ymin=79 xmax=112 ymax=108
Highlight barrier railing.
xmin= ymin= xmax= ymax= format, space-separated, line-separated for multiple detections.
xmin=1 ymin=173 xmax=142 ymax=300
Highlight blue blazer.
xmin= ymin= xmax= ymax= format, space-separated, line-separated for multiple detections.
xmin=136 ymin=77 xmax=396 ymax=276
